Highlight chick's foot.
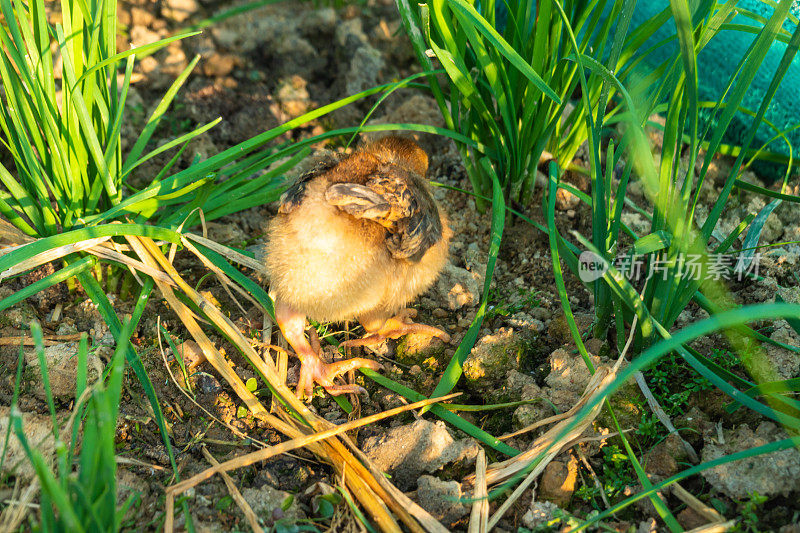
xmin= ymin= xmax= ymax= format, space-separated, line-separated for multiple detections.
xmin=341 ymin=308 xmax=451 ymax=348
xmin=296 ymin=352 xmax=382 ymax=398
xmin=274 ymin=300 xmax=381 ymax=398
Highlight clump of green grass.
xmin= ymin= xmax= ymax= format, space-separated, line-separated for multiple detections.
xmin=0 ymin=0 xmax=211 ymax=237
xmin=4 ymin=319 xmax=137 ymax=531
xmin=397 ymin=0 xmax=681 ymax=207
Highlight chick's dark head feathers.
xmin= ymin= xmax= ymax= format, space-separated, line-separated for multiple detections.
xmin=366 ymin=135 xmax=429 ymax=178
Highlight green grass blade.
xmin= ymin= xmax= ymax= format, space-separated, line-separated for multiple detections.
xmin=546 ymin=163 xmax=592 ymax=371
xmin=446 ymin=0 xmax=560 ymax=104
xmin=0 ymin=255 xmax=95 ymax=313
xmin=360 ymin=368 xmax=519 ymax=456
xmin=0 ymin=223 xmax=181 ymax=275
xmin=121 ymin=55 xmax=201 ymax=176
xmin=424 ymin=159 xmax=505 ymax=410
xmin=75 ymin=271 xmax=180 ymax=475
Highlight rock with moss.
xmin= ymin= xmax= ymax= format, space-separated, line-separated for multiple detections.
xmin=394 ymin=332 xmax=448 ymax=367
xmin=462 ymin=328 xmax=525 ymax=387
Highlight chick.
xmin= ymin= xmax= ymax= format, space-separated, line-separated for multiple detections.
xmin=265 ymin=136 xmax=451 ymax=397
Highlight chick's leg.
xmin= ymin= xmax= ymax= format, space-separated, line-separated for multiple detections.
xmin=341 ymin=308 xmax=451 ymax=348
xmin=274 ymin=301 xmax=380 ymax=398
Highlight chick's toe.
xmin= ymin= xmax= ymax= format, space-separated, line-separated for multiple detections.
xmin=340 ymin=308 xmax=451 ymax=348
xmin=275 ymin=300 xmax=381 ymax=398
xmin=297 ymin=354 xmax=382 ymax=398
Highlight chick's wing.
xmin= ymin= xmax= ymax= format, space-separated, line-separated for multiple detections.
xmin=325 ymin=163 xmax=443 ymax=262
xmin=277 ymin=155 xmax=339 ymax=214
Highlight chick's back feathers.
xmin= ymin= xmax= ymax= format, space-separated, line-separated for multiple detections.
xmin=278 ymin=141 xmax=444 ymax=262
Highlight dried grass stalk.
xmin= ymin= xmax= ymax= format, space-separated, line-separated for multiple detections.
xmin=685 ymin=520 xmax=737 ymax=533
xmin=670 ymin=482 xmax=725 ymax=524
xmin=200 ymin=446 xmax=264 ymax=533
xmin=463 ymin=365 xmax=617 ymax=530
xmin=467 ymin=449 xmax=488 ymax=533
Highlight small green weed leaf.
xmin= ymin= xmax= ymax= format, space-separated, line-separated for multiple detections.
xmin=215 ymin=495 xmax=233 ymax=511
xmin=633 ymin=231 xmax=673 ymax=255
xmin=332 ymin=394 xmax=353 ymax=414
xmin=281 ymin=495 xmax=294 ymax=512
xmin=245 ymin=377 xmax=257 ymax=392
xmin=735 ymin=198 xmax=782 ymax=274
xmin=734 ymin=179 xmax=800 ymax=203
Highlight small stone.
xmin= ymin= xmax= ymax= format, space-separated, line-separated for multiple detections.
xmin=674 ymin=407 xmax=712 ymax=448
xmin=346 ymin=45 xmax=383 ymax=96
xmin=538 ymin=457 xmax=578 ymax=507
xmin=162 ymin=0 xmax=198 ymax=23
xmin=622 ymin=212 xmax=651 ymax=235
xmin=197 ymin=373 xmax=222 ymax=394
xmin=547 ymin=312 xmax=593 ymax=344
xmin=513 ymin=400 xmax=555 ymax=431
xmin=432 ymin=263 xmax=482 ymax=310
xmin=415 ymin=476 xmax=469 ymax=525
xmin=130 ymin=25 xmax=160 ymax=48
xmin=24 ymin=343 xmax=102 ymax=400
xmin=637 ymin=518 xmax=658 ymax=533
xmin=506 ymin=312 xmax=545 ymax=334
xmin=764 ymin=323 xmax=800 ymax=380
xmin=505 ymin=370 xmax=536 ymax=395
xmin=522 ymin=501 xmax=563 ymax=530
xmin=702 ymin=422 xmax=800 ymax=498
xmin=173 ymin=339 xmax=204 ymax=369
xmin=0 ymin=408 xmax=56 ymax=478
xmin=555 ymin=187 xmax=580 ymax=210
xmin=677 ymin=507 xmax=707 ymax=530
xmin=644 ymin=432 xmax=688 ymax=477
xmin=242 ymin=485 xmax=302 ymax=522
xmin=130 ymin=7 xmax=154 ymax=27
xmin=202 ymin=53 xmax=236 ymax=78
xmin=275 ymin=75 xmax=311 ymax=118
xmin=362 ymin=419 xmax=479 ymax=490
xmin=206 ymin=221 xmax=247 ymax=245
xmin=530 ymin=307 xmax=552 ymax=321
xmin=545 ymin=348 xmax=600 ymax=395
xmin=585 ymin=337 xmax=603 ymax=355
xmin=432 ymin=308 xmax=448 ymax=318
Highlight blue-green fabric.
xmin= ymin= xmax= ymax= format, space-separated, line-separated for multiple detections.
xmin=629 ymin=0 xmax=800 ymax=179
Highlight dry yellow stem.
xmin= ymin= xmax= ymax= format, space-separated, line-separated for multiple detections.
xmin=201 ymin=446 xmax=264 ymax=533
xmin=468 ymin=449 xmax=488 ymax=533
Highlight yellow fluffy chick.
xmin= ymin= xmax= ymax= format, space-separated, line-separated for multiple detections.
xmin=265 ymin=136 xmax=451 ymax=397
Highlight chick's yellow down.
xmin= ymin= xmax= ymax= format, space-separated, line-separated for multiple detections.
xmin=265 ymin=136 xmax=451 ymax=397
